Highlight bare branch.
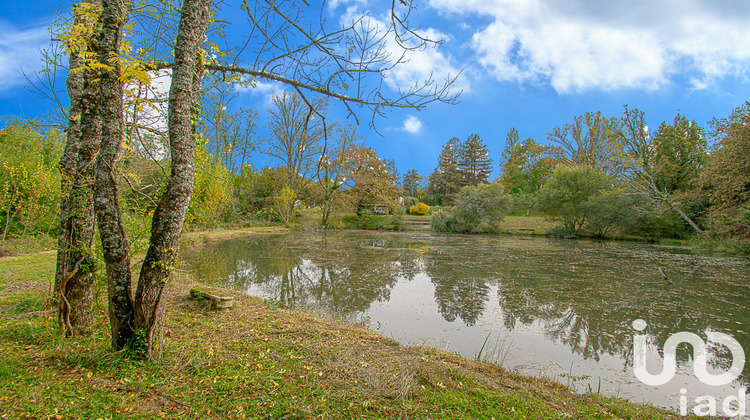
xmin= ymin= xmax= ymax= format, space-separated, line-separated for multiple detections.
xmin=204 ymin=63 xmax=457 ymax=111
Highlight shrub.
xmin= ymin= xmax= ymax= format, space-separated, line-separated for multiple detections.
xmin=385 ymin=214 xmax=406 ymax=231
xmin=0 ymin=124 xmax=62 ymax=241
xmin=431 ymin=212 xmax=456 ymax=232
xmin=584 ymin=189 xmax=636 ymax=238
xmin=537 ymin=166 xmax=611 ymax=235
xmin=341 ymin=214 xmax=405 ymax=231
xmin=444 ymin=183 xmax=513 ymax=233
xmin=187 ymin=148 xmax=233 ymax=228
xmin=716 ymin=205 xmax=750 ymax=240
xmin=409 ymin=202 xmax=430 ymax=215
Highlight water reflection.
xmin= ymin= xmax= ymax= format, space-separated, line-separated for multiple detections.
xmin=186 ymin=231 xmax=750 ymax=411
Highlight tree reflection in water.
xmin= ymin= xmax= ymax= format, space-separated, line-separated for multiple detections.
xmin=185 ymin=231 xmax=749 ymax=383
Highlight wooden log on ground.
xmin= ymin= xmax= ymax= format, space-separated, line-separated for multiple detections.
xmin=189 ymin=287 xmax=234 ymax=309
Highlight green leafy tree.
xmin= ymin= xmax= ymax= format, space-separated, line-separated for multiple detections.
xmin=583 ymin=189 xmax=636 ymax=238
xmin=703 ymin=102 xmax=750 ymax=241
xmin=498 ymin=128 xmax=522 ymax=189
xmin=651 ymin=114 xmax=707 ymax=193
xmin=499 ymin=128 xmax=562 ymax=215
xmin=537 ymin=166 xmax=612 ymax=234
xmin=617 ymin=107 xmax=707 ymax=235
xmin=547 ymin=111 xmax=622 ymax=174
xmin=704 ymin=102 xmax=750 ymax=211
xmin=271 ymin=185 xmax=297 ymax=225
xmin=458 ymin=134 xmax=493 ymax=186
xmin=499 ymin=130 xmax=560 ymax=194
xmin=234 ymin=165 xmax=286 ymax=219
xmin=447 ymin=183 xmax=513 ymax=233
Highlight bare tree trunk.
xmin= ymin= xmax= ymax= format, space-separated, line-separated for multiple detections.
xmin=322 ymin=199 xmax=333 ymax=228
xmin=664 ymin=198 xmax=704 ymax=235
xmin=55 ymin=0 xmax=102 ymax=336
xmin=93 ymin=0 xmax=135 ymax=350
xmin=643 ymin=178 xmax=704 ymax=236
xmin=134 ymin=0 xmax=211 ymax=359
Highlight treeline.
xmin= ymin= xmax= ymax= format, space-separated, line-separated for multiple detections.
xmin=0 ymin=90 xmax=406 ymax=253
xmin=2 ymin=100 xmax=748 ymax=252
xmin=402 ymin=103 xmax=749 ymax=250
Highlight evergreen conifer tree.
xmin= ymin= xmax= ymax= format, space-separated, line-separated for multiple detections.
xmin=458 ymin=134 xmax=493 ymax=186
xmin=430 ymin=137 xmax=463 ymax=205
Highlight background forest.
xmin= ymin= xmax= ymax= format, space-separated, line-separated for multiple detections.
xmin=2 ymin=99 xmax=748 ymax=253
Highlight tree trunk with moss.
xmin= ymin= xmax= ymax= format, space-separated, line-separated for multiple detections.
xmin=93 ymin=0 xmax=135 ymax=350
xmin=133 ymin=0 xmax=211 ymax=359
xmin=55 ymin=0 xmax=102 ymax=336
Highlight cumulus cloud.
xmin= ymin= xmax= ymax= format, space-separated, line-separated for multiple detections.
xmin=235 ymin=78 xmax=286 ymax=105
xmin=402 ymin=115 xmax=423 ymax=133
xmin=0 ymin=22 xmax=49 ymax=91
xmin=428 ymin=0 xmax=750 ymax=92
xmin=383 ymin=26 xmax=469 ymax=94
xmin=339 ymin=9 xmax=469 ymax=95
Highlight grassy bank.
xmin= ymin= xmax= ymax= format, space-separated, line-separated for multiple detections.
xmin=1 ymin=228 xmax=692 ymax=419
xmin=497 ymin=216 xmax=554 ymax=236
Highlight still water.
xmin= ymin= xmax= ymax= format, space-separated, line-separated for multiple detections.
xmin=186 ymin=231 xmax=749 ymax=415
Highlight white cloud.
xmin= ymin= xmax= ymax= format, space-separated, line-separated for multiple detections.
xmin=235 ymin=78 xmax=285 ymax=105
xmin=428 ymin=0 xmax=750 ymax=93
xmin=339 ymin=10 xmax=469 ymax=95
xmin=327 ymin=0 xmax=367 ymax=11
xmin=402 ymin=115 xmax=423 ymax=133
xmin=0 ymin=22 xmax=49 ymax=91
xmin=383 ymin=26 xmax=469 ymax=93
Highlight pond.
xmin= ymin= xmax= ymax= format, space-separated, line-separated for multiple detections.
xmin=186 ymin=231 xmax=749 ymax=416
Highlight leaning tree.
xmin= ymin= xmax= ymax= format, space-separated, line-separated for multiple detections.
xmin=616 ymin=106 xmax=706 ymax=235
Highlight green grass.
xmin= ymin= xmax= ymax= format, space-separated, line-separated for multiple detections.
xmin=0 ymin=227 xmax=697 ymax=419
xmin=497 ymin=216 xmax=554 ymax=236
xmin=0 ymin=235 xmax=56 ymax=257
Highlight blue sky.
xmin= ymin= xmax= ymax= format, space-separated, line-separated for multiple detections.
xmin=1 ymin=0 xmax=749 ymax=181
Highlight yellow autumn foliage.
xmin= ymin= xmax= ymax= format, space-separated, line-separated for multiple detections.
xmin=409 ymin=202 xmax=430 ymax=215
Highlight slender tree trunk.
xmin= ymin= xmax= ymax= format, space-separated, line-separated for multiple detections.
xmin=2 ymin=194 xmax=19 ymax=242
xmin=322 ymin=198 xmax=332 ymax=228
xmin=626 ymin=175 xmax=705 ymax=236
xmin=646 ymin=179 xmax=704 ymax=236
xmin=93 ymin=0 xmax=135 ymax=350
xmin=55 ymin=0 xmax=102 ymax=336
xmin=664 ymin=198 xmax=704 ymax=235
xmin=134 ymin=0 xmax=211 ymax=359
